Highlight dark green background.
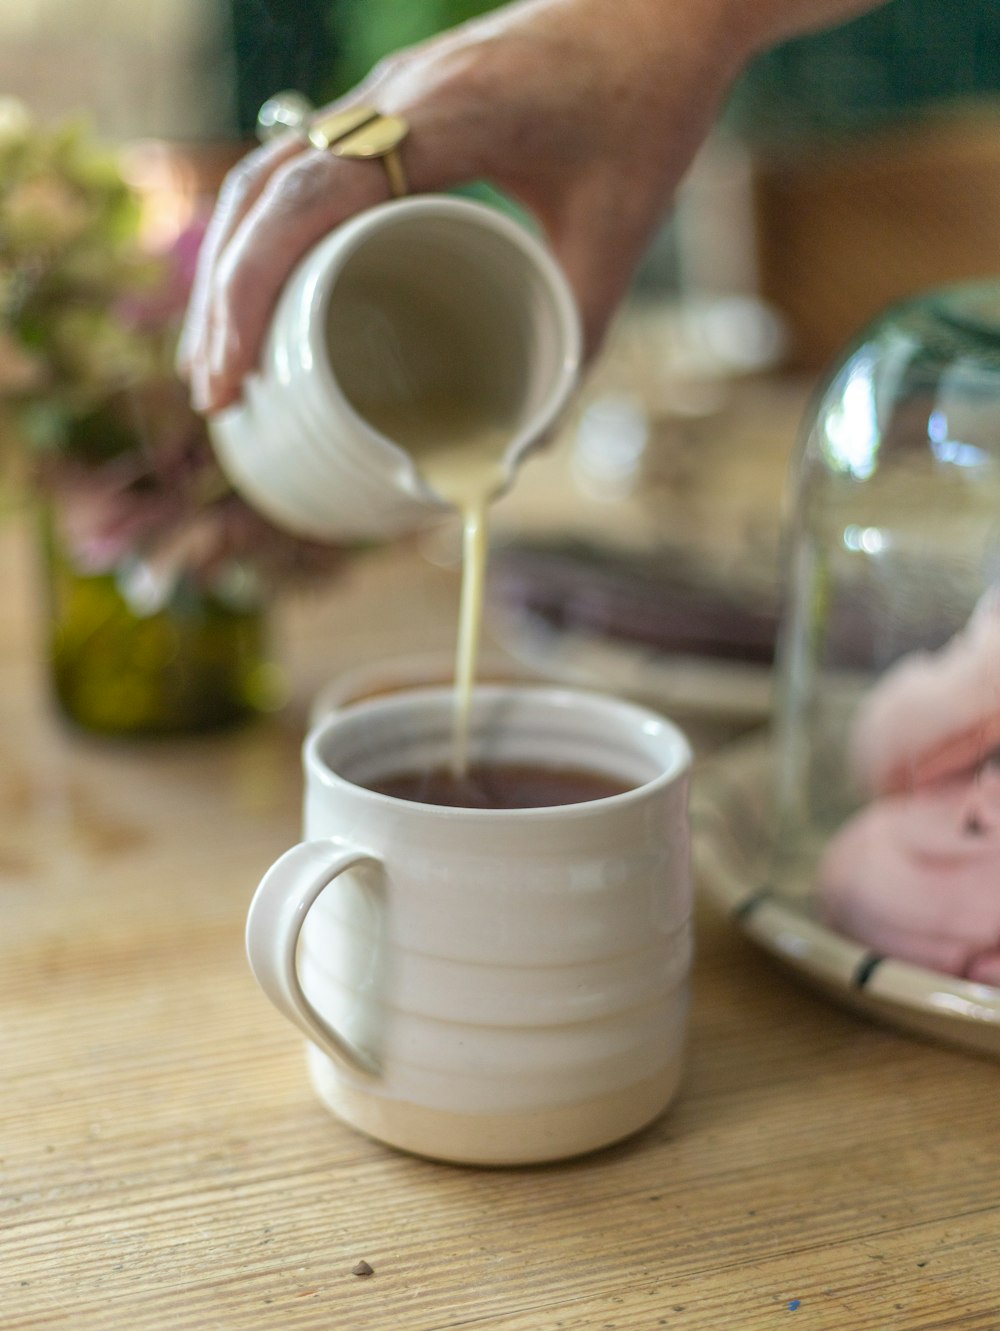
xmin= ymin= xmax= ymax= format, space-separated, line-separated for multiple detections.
xmin=226 ymin=0 xmax=1000 ymax=142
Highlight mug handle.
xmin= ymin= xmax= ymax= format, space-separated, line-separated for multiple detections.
xmin=245 ymin=840 xmax=383 ymax=1076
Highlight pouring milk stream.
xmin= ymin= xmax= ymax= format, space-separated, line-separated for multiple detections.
xmin=346 ymin=394 xmax=510 ymax=775
xmin=209 ymin=196 xmax=581 ymax=772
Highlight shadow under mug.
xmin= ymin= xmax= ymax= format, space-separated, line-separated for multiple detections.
xmin=246 ymin=685 xmax=693 ymax=1165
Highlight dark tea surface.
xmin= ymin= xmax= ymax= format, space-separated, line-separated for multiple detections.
xmin=368 ymin=762 xmax=633 ymax=810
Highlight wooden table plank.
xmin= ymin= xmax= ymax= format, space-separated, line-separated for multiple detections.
xmin=3 ymin=375 xmax=1000 ymax=1330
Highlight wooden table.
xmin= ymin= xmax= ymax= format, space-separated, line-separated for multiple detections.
xmin=5 ymin=373 xmax=1000 ymax=1331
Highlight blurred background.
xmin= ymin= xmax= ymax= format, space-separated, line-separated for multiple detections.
xmin=4 ymin=0 xmax=1000 ymax=367
xmin=4 ymin=0 xmax=1000 ymax=732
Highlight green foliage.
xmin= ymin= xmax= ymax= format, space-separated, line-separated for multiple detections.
xmin=329 ymin=0 xmax=505 ymax=93
xmin=43 ymin=510 xmax=270 ymax=734
xmin=0 ymin=100 xmax=166 ymax=455
xmin=731 ymin=0 xmax=1000 ymax=145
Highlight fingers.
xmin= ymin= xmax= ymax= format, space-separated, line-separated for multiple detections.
xmin=190 ymin=147 xmax=395 ymax=413
xmin=179 ymin=33 xmax=499 ymax=412
xmin=176 ymin=132 xmax=305 ymax=385
xmin=181 ymin=82 xmax=446 ymax=413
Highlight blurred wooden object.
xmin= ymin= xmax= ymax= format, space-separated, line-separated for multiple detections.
xmin=752 ymin=110 xmax=1000 ymax=369
xmin=0 ymin=0 xmax=224 ymax=141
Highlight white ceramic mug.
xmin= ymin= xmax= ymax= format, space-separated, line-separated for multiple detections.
xmin=246 ymin=685 xmax=693 ymax=1166
xmin=210 ymin=195 xmax=581 ymax=542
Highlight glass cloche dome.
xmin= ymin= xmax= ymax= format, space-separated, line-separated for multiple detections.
xmin=772 ymin=280 xmax=1000 ymax=987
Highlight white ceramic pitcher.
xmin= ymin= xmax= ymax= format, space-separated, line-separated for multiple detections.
xmin=209 ymin=195 xmax=581 ymax=542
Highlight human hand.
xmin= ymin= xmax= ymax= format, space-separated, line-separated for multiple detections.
xmin=178 ymin=0 xmax=890 ymax=414
xmin=178 ymin=0 xmax=757 ymax=412
xmin=45 ymin=380 xmax=342 ymax=612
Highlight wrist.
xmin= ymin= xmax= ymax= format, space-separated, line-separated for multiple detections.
xmin=600 ymin=0 xmax=770 ymax=86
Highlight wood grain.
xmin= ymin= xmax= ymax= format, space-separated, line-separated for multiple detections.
xmin=4 ymin=376 xmax=1000 ymax=1330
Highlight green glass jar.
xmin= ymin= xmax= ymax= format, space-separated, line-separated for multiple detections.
xmin=40 ymin=508 xmax=280 ymax=737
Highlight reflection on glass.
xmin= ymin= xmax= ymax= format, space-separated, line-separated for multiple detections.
xmin=772 ymin=281 xmax=1000 ymax=984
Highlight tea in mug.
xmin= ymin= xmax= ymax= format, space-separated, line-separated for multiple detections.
xmin=368 ymin=762 xmax=633 ymax=810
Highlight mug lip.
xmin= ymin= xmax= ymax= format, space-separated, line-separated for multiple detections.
xmin=303 ymin=683 xmax=692 ymax=819
xmin=300 ymin=195 xmax=583 ymax=503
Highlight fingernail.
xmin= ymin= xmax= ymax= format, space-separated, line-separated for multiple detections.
xmin=208 ymin=323 xmax=225 ymax=380
xmin=210 ymin=317 xmax=242 ymax=379
xmin=203 ymin=321 xmax=245 ymax=411
xmin=190 ymin=361 xmax=212 ymax=413
xmin=207 ymin=376 xmax=239 ymax=413
xmin=174 ymin=327 xmax=193 ymax=380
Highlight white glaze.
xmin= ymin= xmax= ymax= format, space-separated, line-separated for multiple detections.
xmin=246 ymin=686 xmax=693 ymax=1164
xmin=209 ymin=196 xmax=581 ymax=542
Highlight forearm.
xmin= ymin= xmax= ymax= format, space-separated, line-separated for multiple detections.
xmin=551 ymin=0 xmax=894 ymax=58
xmin=503 ymin=0 xmax=893 ymax=102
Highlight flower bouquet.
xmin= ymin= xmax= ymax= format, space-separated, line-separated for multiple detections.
xmin=0 ymin=100 xmax=337 ymax=735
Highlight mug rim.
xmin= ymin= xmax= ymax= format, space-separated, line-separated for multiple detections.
xmin=303 ymin=683 xmax=692 ymax=819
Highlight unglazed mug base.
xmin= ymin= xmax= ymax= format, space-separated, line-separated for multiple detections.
xmin=306 ymin=1042 xmax=686 ymax=1166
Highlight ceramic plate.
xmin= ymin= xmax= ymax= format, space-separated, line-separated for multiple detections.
xmin=693 ymin=734 xmax=1000 ymax=1060
xmin=493 ymin=605 xmax=773 ymax=724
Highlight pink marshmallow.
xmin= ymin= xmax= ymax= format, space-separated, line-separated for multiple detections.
xmin=850 ymin=588 xmax=1000 ymax=796
xmin=817 ymin=765 xmax=1000 ymax=978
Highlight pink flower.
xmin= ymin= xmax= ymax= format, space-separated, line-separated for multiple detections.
xmin=42 ymin=368 xmax=343 ymax=610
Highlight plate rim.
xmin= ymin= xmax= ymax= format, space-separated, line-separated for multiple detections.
xmin=693 ymin=733 xmax=1000 ymax=1053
